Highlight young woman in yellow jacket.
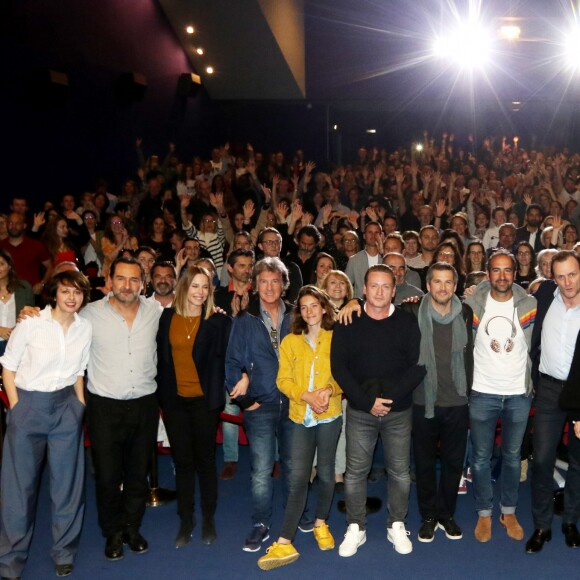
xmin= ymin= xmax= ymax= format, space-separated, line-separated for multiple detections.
xmin=258 ymin=285 xmax=342 ymax=571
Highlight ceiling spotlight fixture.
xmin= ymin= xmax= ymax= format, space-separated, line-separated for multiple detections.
xmin=366 ymin=129 xmax=377 ymax=134
xmin=564 ymin=29 xmax=580 ymax=69
xmin=186 ymin=26 xmax=194 ymax=34
xmin=499 ymin=25 xmax=520 ymax=41
xmin=196 ymin=47 xmax=204 ymax=55
xmin=206 ymin=66 xmax=214 ymax=74
xmin=432 ymin=18 xmax=492 ymax=69
xmin=512 ymin=100 xmax=521 ymax=105
xmin=415 ymin=143 xmax=424 ymax=152
xmin=333 ymin=124 xmax=338 ymax=130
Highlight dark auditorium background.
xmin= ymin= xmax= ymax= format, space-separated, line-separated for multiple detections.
xmin=3 ymin=0 xmax=580 ymax=206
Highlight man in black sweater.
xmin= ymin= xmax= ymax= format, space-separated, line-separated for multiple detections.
xmin=331 ymin=264 xmax=425 ymax=558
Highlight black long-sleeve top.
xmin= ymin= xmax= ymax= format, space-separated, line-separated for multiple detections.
xmin=331 ymin=303 xmax=425 ymax=413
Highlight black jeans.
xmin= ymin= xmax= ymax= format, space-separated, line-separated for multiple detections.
xmin=532 ymin=375 xmax=580 ymax=529
xmin=163 ymin=396 xmax=220 ymax=521
xmin=280 ymin=418 xmax=342 ymax=541
xmin=412 ymin=404 xmax=468 ymax=521
xmin=87 ymin=392 xmax=158 ymax=537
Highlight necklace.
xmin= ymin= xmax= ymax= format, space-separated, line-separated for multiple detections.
xmin=183 ymin=315 xmax=200 ymax=340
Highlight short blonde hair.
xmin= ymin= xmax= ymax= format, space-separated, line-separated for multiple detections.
xmin=320 ymin=269 xmax=354 ymax=301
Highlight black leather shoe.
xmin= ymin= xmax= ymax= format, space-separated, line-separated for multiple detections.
xmin=201 ymin=516 xmax=217 ymax=545
xmin=55 ymin=563 xmax=74 ymax=577
xmin=175 ymin=517 xmax=195 ymax=549
xmin=562 ymin=523 xmax=580 ymax=547
xmin=105 ymin=532 xmax=124 ymax=561
xmin=123 ymin=530 xmax=149 ymax=554
xmin=525 ymin=528 xmax=552 ymax=553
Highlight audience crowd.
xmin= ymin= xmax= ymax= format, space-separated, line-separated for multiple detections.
xmin=0 ymin=132 xmax=580 ymax=577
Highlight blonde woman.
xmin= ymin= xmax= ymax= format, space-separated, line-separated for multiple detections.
xmin=156 ymin=266 xmax=231 ymax=548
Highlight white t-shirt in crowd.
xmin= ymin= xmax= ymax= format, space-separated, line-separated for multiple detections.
xmin=472 ymin=295 xmax=527 ymax=395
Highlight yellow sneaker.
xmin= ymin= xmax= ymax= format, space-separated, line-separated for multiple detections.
xmin=257 ymin=542 xmax=299 ymax=570
xmin=313 ymin=522 xmax=335 ymax=550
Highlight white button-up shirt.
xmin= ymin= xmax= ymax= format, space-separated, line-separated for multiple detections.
xmin=0 ymin=306 xmax=92 ymax=391
xmin=539 ymin=288 xmax=580 ymax=380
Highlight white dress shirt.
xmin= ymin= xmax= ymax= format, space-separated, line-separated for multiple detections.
xmin=0 ymin=306 xmax=92 ymax=391
xmin=0 ymin=294 xmax=16 ymax=345
xmin=539 ymin=288 xmax=580 ymax=380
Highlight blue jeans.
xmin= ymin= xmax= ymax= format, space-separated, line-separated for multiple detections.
xmin=345 ymin=405 xmax=412 ymax=528
xmin=243 ymin=399 xmax=292 ymax=527
xmin=469 ymin=391 xmax=531 ymax=516
xmin=280 ymin=418 xmax=342 ymax=541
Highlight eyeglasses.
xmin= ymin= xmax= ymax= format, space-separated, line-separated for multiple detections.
xmin=203 ymin=218 xmax=216 ymax=224
xmin=343 ymin=238 xmax=358 ymax=244
xmin=438 ymin=251 xmax=455 ymax=257
xmin=270 ymin=327 xmax=278 ymax=350
xmin=111 ymin=220 xmax=123 ymax=225
xmin=262 ymin=240 xmax=281 ymax=246
xmin=84 ymin=216 xmax=96 ymax=221
xmin=517 ymin=251 xmax=531 ymax=256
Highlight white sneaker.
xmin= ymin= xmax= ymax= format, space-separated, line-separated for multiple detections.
xmin=387 ymin=522 xmax=413 ymax=554
xmin=338 ymin=523 xmax=366 ymax=557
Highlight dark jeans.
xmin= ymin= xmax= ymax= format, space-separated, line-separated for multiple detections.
xmin=345 ymin=405 xmax=412 ymax=528
xmin=280 ymin=417 xmax=342 ymax=541
xmin=413 ymin=404 xmax=468 ymax=521
xmin=532 ymin=375 xmax=580 ymax=529
xmin=163 ymin=397 xmax=220 ymax=520
xmin=86 ymin=391 xmax=158 ymax=537
xmin=243 ymin=399 xmax=292 ymax=527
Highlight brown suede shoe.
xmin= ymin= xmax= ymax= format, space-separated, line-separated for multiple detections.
xmin=475 ymin=516 xmax=492 ymax=542
xmin=500 ymin=514 xmax=524 ymax=540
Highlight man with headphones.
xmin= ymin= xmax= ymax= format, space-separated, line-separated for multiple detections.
xmin=465 ymin=249 xmax=537 ymax=544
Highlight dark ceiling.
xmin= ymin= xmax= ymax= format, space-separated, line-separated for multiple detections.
xmin=160 ymin=0 xmax=580 ymax=114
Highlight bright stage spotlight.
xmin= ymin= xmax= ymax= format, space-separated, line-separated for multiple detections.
xmin=564 ymin=29 xmax=580 ymax=69
xmin=432 ymin=20 xmax=492 ymax=69
xmin=499 ymin=25 xmax=520 ymax=41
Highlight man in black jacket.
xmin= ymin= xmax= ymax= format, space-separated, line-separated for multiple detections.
xmin=401 ymin=263 xmax=473 ymax=543
xmin=526 ymin=251 xmax=580 ymax=553
xmin=516 ymin=204 xmax=544 ymax=254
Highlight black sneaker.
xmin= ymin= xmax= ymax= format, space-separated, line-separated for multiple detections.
xmin=437 ymin=517 xmax=463 ymax=540
xmin=418 ymin=519 xmax=437 ymax=543
xmin=243 ymin=524 xmax=270 ymax=552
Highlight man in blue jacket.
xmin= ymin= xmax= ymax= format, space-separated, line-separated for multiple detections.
xmin=225 ymin=258 xmax=309 ymax=552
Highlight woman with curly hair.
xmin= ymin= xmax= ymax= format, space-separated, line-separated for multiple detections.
xmin=100 ymin=215 xmax=139 ymax=277
xmin=431 ymin=241 xmax=466 ymax=296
